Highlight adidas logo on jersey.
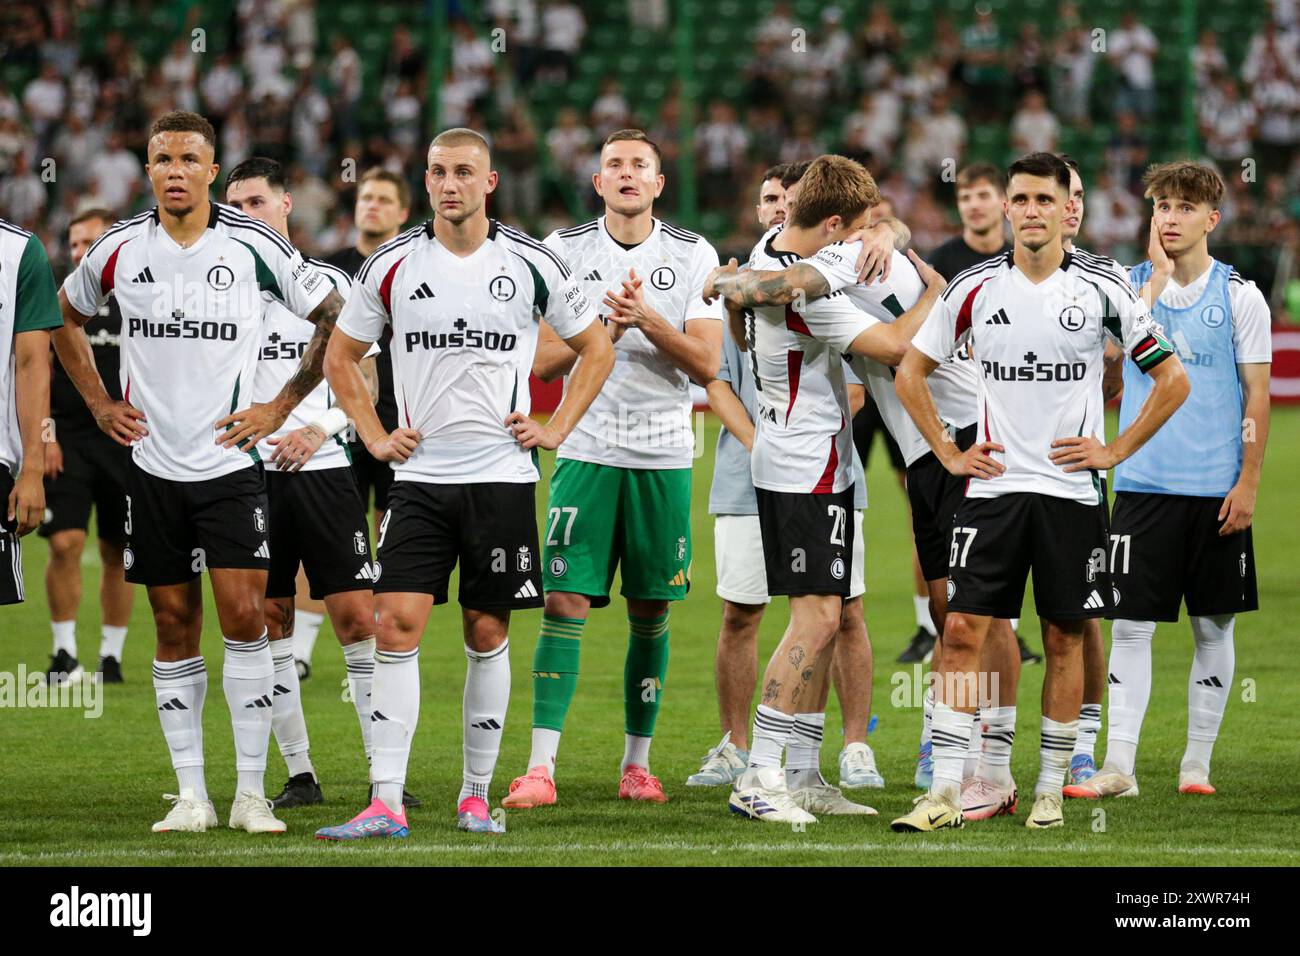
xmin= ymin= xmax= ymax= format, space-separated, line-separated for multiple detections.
xmin=132 ymin=267 xmax=154 ymax=283
xmin=354 ymin=562 xmax=378 ymax=582
xmin=252 ymin=542 xmax=270 ymax=559
xmin=1083 ymin=590 xmax=1105 ymax=610
xmin=409 ymin=282 xmax=435 ymax=300
xmin=583 ymin=269 xmax=602 ymax=282
xmin=985 ymin=308 xmax=1011 ymax=325
xmin=514 ymin=580 xmax=539 ymax=599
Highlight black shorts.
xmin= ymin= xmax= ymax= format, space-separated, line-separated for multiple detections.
xmin=852 ymin=399 xmax=905 ymax=473
xmin=907 ymin=423 xmax=977 ymax=582
xmin=373 ymin=479 xmax=544 ymax=610
xmin=1108 ymin=491 xmax=1259 ymax=622
xmin=265 ymin=466 xmax=373 ymax=600
xmin=946 ymin=492 xmax=1112 ymax=621
xmin=350 ymin=442 xmax=394 ymax=513
xmin=0 ymin=468 xmax=24 ymax=605
xmin=39 ymin=430 xmax=131 ymax=545
xmin=756 ymin=485 xmax=856 ymax=597
xmin=123 ymin=462 xmax=270 ymax=587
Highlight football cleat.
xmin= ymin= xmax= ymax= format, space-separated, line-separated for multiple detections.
xmin=961 ymin=776 xmax=1018 ymax=821
xmin=1062 ymin=768 xmax=1139 ymax=799
xmin=896 ymin=626 xmax=936 ymax=664
xmin=228 ymin=791 xmax=287 ymax=834
xmin=790 ymin=779 xmax=877 ymax=815
xmin=914 ymin=741 xmax=934 ymax=790
xmin=1017 ymin=635 xmax=1043 ymax=664
xmin=1178 ymin=764 xmax=1216 ymax=795
xmin=271 ymin=772 xmax=323 ymax=809
xmin=295 ymin=659 xmax=311 ymax=681
xmin=728 ymin=767 xmax=817 ymax=824
xmin=890 ymin=792 xmax=963 ymax=832
xmin=501 ymin=765 xmax=557 ymax=809
xmin=1068 ymin=754 xmax=1097 ymax=785
xmin=839 ymin=741 xmax=885 ymax=789
xmin=97 ymin=656 xmax=124 ymax=683
xmin=402 ymin=788 xmax=422 ymax=809
xmin=686 ymin=732 xmax=748 ymax=786
xmin=619 ymin=765 xmax=668 ymax=803
xmin=1025 ymin=792 xmax=1065 ymax=829
xmin=151 ymin=793 xmax=218 ymax=833
xmin=45 ymin=649 xmax=84 ymax=687
xmin=316 ymin=798 xmax=408 ymax=840
xmin=457 ymin=796 xmax=506 ymax=833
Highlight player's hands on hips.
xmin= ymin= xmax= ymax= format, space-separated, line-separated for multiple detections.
xmin=908 ymin=249 xmax=947 ymax=292
xmin=93 ymin=399 xmax=148 ymax=446
xmin=943 ymin=440 xmax=1005 ymax=480
xmin=845 ymin=223 xmax=894 ymax=285
xmin=604 ymin=269 xmax=653 ymax=329
xmin=505 ymin=411 xmax=562 ymax=450
xmin=1217 ymin=480 xmax=1256 ymax=536
xmin=268 ymin=425 xmax=325 ymax=473
xmin=1049 ymin=435 xmax=1117 ymax=473
xmin=367 ymin=427 xmax=421 ymax=463
xmin=8 ymin=469 xmax=45 ymax=535
xmin=702 ymin=258 xmax=739 ymax=304
xmin=215 ymin=403 xmax=286 ymax=450
xmin=44 ymin=440 xmax=63 ymax=479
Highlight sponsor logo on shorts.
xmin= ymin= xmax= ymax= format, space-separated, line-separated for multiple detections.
xmin=354 ymin=562 xmax=377 ymax=581
xmin=1083 ymin=589 xmax=1105 ymax=610
xmin=123 ymin=547 xmax=134 ymax=570
xmin=515 ymin=580 xmax=538 ymax=599
xmin=253 ymin=507 xmax=266 ymax=533
xmin=830 ymin=557 xmax=845 ymax=580
xmin=353 ymin=530 xmax=367 ymax=556
xmin=946 ymin=579 xmax=956 ymax=602
xmin=1240 ymin=552 xmax=1247 ymax=577
xmin=549 ymin=555 xmax=567 ymax=577
xmin=675 ymin=536 xmax=686 ymax=561
xmin=668 ymin=569 xmax=686 ymax=586
xmin=517 ymin=546 xmax=532 ymax=572
xmin=253 ymin=542 xmax=270 ymax=560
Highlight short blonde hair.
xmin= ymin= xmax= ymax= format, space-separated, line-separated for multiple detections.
xmin=429 ymin=128 xmax=491 ymax=162
xmin=1143 ymin=161 xmax=1224 ymax=208
xmin=788 ymin=155 xmax=880 ymax=229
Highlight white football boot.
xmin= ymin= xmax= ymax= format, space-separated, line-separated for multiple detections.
xmin=229 ymin=791 xmax=287 ymax=834
xmin=729 ymin=767 xmax=817 ymax=824
xmin=152 ymin=793 xmax=218 ymax=833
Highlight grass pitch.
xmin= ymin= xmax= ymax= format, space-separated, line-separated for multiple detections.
xmin=2 ymin=410 xmax=1298 ymax=866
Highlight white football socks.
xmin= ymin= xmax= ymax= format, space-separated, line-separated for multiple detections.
xmin=785 ymin=712 xmax=825 ymax=787
xmin=1074 ymin=703 xmax=1102 ymax=760
xmin=343 ymin=637 xmax=376 ymax=758
xmin=914 ymin=595 xmax=936 ymax=637
xmin=99 ymin=625 xmax=127 ymax=662
xmin=527 ymin=728 xmax=563 ymax=775
xmin=269 ymin=638 xmax=314 ymax=780
xmin=929 ymin=701 xmax=972 ymax=803
xmin=622 ymin=734 xmax=652 ymax=773
xmin=293 ymin=608 xmax=324 ymax=665
xmin=461 ymin=640 xmax=510 ymax=804
xmin=223 ymin=632 xmax=274 ymax=797
xmin=976 ymin=705 xmax=1016 ymax=787
xmin=1184 ymin=614 xmax=1235 ymax=773
xmin=963 ymin=709 xmax=982 ymax=779
xmin=153 ymin=656 xmax=208 ymax=801
xmin=749 ymin=705 xmax=794 ymax=770
xmin=371 ymin=646 xmax=420 ymax=814
xmin=1104 ymin=619 xmax=1156 ymax=775
xmin=1036 ymin=716 xmax=1077 ymax=798
xmin=920 ymin=684 xmax=934 ymax=750
xmin=51 ymin=619 xmax=77 ymax=657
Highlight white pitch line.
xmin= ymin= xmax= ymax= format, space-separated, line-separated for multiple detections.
xmin=0 ymin=842 xmax=1291 ymax=863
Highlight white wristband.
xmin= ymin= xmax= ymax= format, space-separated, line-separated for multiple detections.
xmin=311 ymin=406 xmax=350 ymax=438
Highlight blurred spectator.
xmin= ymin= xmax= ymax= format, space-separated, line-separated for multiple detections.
xmin=1109 ymin=12 xmax=1158 ymax=119
xmin=1106 ymin=111 xmax=1149 ymax=194
xmin=160 ymin=38 xmax=200 ymax=111
xmin=904 ymin=90 xmax=966 ymax=183
xmin=958 ymin=4 xmax=1005 ymax=121
xmin=328 ymin=35 xmax=363 ymax=140
xmin=1191 ymin=30 xmax=1229 ymax=91
xmin=285 ymin=164 xmax=335 ymax=244
xmin=1051 ymin=18 xmax=1095 ymax=127
xmin=539 ymin=0 xmax=586 ymax=84
xmin=292 ymin=72 xmax=334 ymax=176
xmin=1011 ymin=89 xmax=1059 ymax=154
xmin=547 ymin=106 xmax=594 ymax=181
xmin=842 ymin=90 xmax=901 ymax=167
xmin=779 ymin=115 xmax=825 ymax=165
xmin=697 ymin=100 xmax=749 ymax=209
xmin=1202 ymin=78 xmax=1257 ymax=172
xmin=591 ymin=77 xmax=631 ymax=140
xmin=93 ymin=131 xmax=143 ymax=215
xmin=629 ymin=0 xmax=669 ymax=33
xmin=756 ymin=1 xmax=795 ymax=46
xmin=0 ymin=152 xmax=46 ymax=228
xmin=1252 ymin=58 xmax=1300 ymax=176
xmin=1009 ymin=22 xmax=1048 ymax=94
xmin=24 ymin=63 xmax=67 ymax=155
xmin=857 ymin=3 xmax=902 ymax=89
xmin=1084 ymin=172 xmax=1143 ymax=262
xmin=495 ymin=104 xmax=541 ymax=222
xmin=285 ymin=0 xmax=318 ymax=70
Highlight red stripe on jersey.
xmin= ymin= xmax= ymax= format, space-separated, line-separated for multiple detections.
xmin=124 ymin=376 xmax=131 ymax=405
xmin=784 ymin=304 xmax=811 ymax=336
xmin=100 ymin=240 xmax=130 ymax=296
xmin=379 ymin=256 xmax=407 ymax=315
xmin=813 ymin=426 xmax=840 ymax=494
xmin=954 ymin=279 xmax=988 ymax=343
xmin=785 ymin=349 xmax=802 ymax=425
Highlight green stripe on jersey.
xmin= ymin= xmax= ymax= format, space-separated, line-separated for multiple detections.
xmin=881 ymin=293 xmax=905 ymax=318
xmin=14 ymin=235 xmax=62 ymax=333
xmin=234 ymin=239 xmax=283 ymax=301
xmin=227 ymin=373 xmax=261 ymax=462
xmin=522 ymin=256 xmax=547 ymax=315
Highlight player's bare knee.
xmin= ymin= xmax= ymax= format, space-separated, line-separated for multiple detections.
xmin=48 ymin=532 xmax=85 ymax=564
xmin=1041 ymin=620 xmax=1084 ymax=656
xmin=720 ymin=600 xmax=763 ymax=636
xmin=544 ymin=590 xmax=590 ymax=623
xmin=330 ymin=598 xmax=375 ymax=643
xmin=942 ymin=613 xmax=982 ymax=657
xmin=462 ymin=609 xmax=508 ymax=654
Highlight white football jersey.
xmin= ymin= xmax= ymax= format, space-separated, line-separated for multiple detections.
xmin=913 ymin=250 xmax=1174 ymax=504
xmin=746 ymin=229 xmax=879 ymax=494
xmin=252 ymin=258 xmax=375 ymax=472
xmin=62 ymin=204 xmax=332 ymax=482
xmin=336 ymin=219 xmax=596 ymax=484
xmin=544 ymin=216 xmax=723 ymax=470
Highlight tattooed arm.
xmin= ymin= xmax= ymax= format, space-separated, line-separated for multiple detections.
xmin=216 ymin=287 xmax=346 ymax=449
xmin=706 ymin=262 xmax=833 ymax=310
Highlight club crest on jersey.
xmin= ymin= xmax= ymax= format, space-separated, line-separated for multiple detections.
xmin=253 ymin=507 xmax=266 ymax=533
xmin=946 ymin=579 xmax=956 ymax=602
xmin=489 ymin=275 xmax=516 ymax=301
xmin=830 ymin=557 xmax=845 ymax=580
xmin=650 ymin=266 xmax=675 ymax=290
xmin=1059 ymin=305 xmax=1086 ymax=332
xmin=1086 ymin=547 xmax=1106 ymax=583
xmin=549 ymin=555 xmax=568 ymax=577
xmin=675 ymin=536 xmax=686 ymax=561
xmin=123 ymin=547 xmax=134 ymax=570
xmin=517 ymin=546 xmax=532 ymax=572
xmin=207 ymin=265 xmax=235 ymax=291
xmin=353 ymin=531 xmax=367 ymax=556
xmin=1202 ymin=304 xmax=1226 ymax=328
